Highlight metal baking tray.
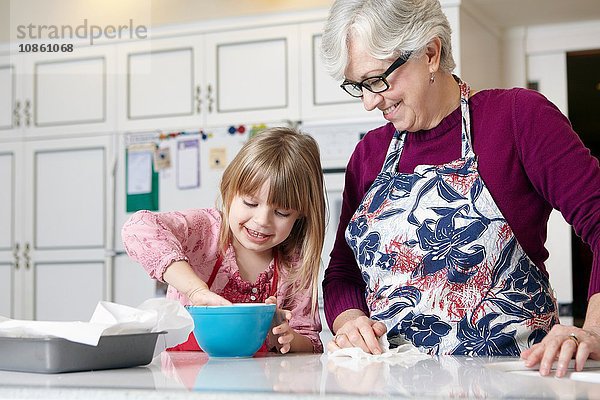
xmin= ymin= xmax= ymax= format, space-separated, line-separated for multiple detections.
xmin=0 ymin=331 xmax=166 ymax=374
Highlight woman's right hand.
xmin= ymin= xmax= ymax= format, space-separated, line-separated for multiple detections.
xmin=187 ymin=286 xmax=231 ymax=306
xmin=327 ymin=309 xmax=387 ymax=354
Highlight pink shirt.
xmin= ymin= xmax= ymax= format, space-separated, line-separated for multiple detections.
xmin=122 ymin=208 xmax=323 ymax=352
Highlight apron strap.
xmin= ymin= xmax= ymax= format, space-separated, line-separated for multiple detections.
xmin=206 ymin=254 xmax=222 ymax=289
xmin=457 ymin=78 xmax=475 ymax=159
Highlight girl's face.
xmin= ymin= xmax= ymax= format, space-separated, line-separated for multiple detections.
xmin=228 ymin=180 xmax=300 ymax=259
xmin=344 ymin=37 xmax=433 ymax=132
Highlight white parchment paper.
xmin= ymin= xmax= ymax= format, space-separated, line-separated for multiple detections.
xmin=0 ymin=298 xmax=193 ymax=357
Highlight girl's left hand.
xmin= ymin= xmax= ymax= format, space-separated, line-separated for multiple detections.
xmin=520 ymin=324 xmax=600 ymax=377
xmin=265 ymin=296 xmax=294 ymax=354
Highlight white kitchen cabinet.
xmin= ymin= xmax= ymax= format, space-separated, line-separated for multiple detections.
xmin=20 ymin=45 xmax=116 ymax=139
xmin=8 ymin=134 xmax=115 ymax=321
xmin=0 ymin=54 xmax=24 ymax=141
xmin=0 ymin=61 xmax=14 ymax=132
xmin=204 ymin=25 xmax=300 ymax=126
xmin=299 ymin=21 xmax=368 ymax=122
xmin=0 ymin=45 xmax=119 ymax=320
xmin=113 ymin=255 xmax=157 ymax=307
xmin=117 ymin=35 xmax=204 ymax=131
xmin=118 ymin=24 xmax=301 ymax=132
xmin=0 ymin=141 xmax=24 ymax=318
xmin=0 ymin=263 xmax=14 ymax=317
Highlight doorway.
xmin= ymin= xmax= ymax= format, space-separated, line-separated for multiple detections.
xmin=566 ymin=50 xmax=600 ymax=326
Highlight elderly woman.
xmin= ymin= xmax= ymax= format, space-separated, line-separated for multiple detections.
xmin=321 ymin=0 xmax=600 ymax=377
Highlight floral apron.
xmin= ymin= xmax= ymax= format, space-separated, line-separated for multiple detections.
xmin=345 ymin=79 xmax=558 ymax=356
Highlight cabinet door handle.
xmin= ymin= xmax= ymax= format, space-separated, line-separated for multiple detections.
xmin=23 ymin=242 xmax=31 ymax=269
xmin=24 ymin=100 xmax=32 ymax=127
xmin=207 ymin=84 xmax=214 ymax=113
xmin=13 ymin=101 xmax=21 ymax=127
xmin=195 ymin=84 xmax=202 ymax=114
xmin=13 ymin=243 xmax=20 ymax=270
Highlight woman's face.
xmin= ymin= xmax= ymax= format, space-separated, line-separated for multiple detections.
xmin=344 ymin=38 xmax=433 ymax=132
xmin=228 ymin=180 xmax=300 ymax=259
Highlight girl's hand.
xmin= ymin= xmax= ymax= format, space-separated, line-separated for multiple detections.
xmin=265 ymin=296 xmax=294 ymax=354
xmin=328 ymin=310 xmax=387 ymax=355
xmin=521 ymin=324 xmax=600 ymax=378
xmin=187 ymin=286 xmax=231 ymax=306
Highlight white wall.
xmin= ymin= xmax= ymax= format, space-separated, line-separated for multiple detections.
xmin=459 ymin=2 xmax=503 ymax=90
xmin=0 ymin=0 xmax=334 ymax=43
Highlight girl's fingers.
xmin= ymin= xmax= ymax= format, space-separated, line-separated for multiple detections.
xmin=272 ymin=321 xmax=290 ymax=335
xmin=278 ymin=331 xmax=294 ymax=345
xmin=280 ymin=343 xmax=291 ymax=354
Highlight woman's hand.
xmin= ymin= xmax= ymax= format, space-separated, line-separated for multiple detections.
xmin=265 ymin=296 xmax=294 ymax=354
xmin=327 ymin=309 xmax=387 ymax=354
xmin=521 ymin=324 xmax=600 ymax=377
xmin=522 ymin=294 xmax=600 ymax=378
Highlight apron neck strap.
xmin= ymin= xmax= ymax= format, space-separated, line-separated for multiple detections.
xmin=457 ymin=77 xmax=475 ymax=159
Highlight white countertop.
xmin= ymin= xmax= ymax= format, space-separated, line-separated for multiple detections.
xmin=0 ymin=352 xmax=599 ymax=399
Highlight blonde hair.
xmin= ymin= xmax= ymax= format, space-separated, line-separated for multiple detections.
xmin=218 ymin=127 xmax=326 ymax=314
xmin=321 ymin=0 xmax=456 ymax=80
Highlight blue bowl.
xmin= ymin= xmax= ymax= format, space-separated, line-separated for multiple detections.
xmin=186 ymin=303 xmax=276 ymax=358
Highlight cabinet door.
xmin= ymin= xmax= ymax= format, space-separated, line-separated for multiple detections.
xmin=22 ymin=45 xmax=116 ymax=138
xmin=204 ymin=25 xmax=300 ymax=126
xmin=21 ymin=135 xmax=113 ymax=321
xmin=113 ymin=255 xmax=157 ymax=307
xmin=0 ymin=142 xmax=24 ymax=318
xmin=117 ymin=36 xmax=204 ymax=131
xmin=299 ymin=22 xmax=368 ymax=121
xmin=0 ymin=54 xmax=23 ymax=141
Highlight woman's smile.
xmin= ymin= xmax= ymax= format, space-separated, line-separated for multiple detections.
xmin=382 ymin=101 xmax=402 ymax=116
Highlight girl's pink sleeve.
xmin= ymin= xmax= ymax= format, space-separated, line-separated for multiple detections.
xmin=121 ymin=209 xmax=218 ymax=282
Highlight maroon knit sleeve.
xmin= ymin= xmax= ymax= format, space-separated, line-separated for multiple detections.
xmin=322 ymin=125 xmax=393 ymax=331
xmin=511 ymin=89 xmax=600 ymax=298
xmin=322 ymin=150 xmax=369 ymax=331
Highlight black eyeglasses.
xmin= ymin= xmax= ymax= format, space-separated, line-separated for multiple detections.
xmin=340 ymin=52 xmax=413 ymax=98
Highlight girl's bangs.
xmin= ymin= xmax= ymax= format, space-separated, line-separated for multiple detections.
xmin=238 ymin=162 xmax=304 ymax=213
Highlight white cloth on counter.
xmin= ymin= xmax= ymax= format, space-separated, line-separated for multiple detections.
xmin=0 ymin=298 xmax=193 ymax=356
xmin=327 ymin=334 xmax=430 ymax=369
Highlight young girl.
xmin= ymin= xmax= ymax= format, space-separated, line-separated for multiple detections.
xmin=122 ymin=127 xmax=326 ymax=353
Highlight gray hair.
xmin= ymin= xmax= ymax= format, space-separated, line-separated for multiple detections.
xmin=321 ymin=0 xmax=456 ymax=80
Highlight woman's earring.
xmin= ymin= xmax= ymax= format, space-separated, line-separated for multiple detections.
xmin=430 ymin=72 xmax=435 ymax=84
